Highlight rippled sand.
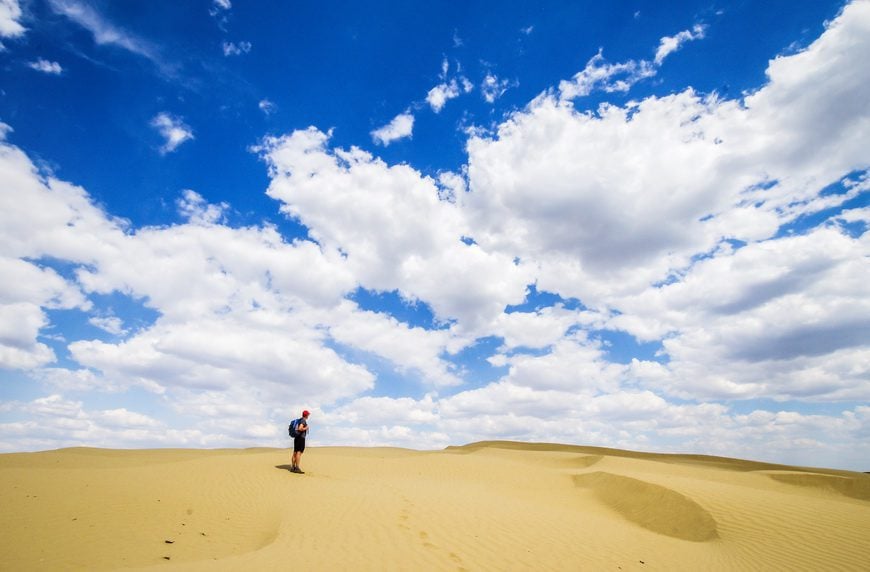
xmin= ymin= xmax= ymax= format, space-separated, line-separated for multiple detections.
xmin=2 ymin=441 xmax=869 ymax=570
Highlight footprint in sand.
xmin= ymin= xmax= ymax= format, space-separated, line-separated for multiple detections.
xmin=397 ymin=506 xmax=411 ymax=530
xmin=419 ymin=531 xmax=436 ymax=549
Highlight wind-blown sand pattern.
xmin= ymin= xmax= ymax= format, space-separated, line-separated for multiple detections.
xmin=1 ymin=442 xmax=869 ymax=570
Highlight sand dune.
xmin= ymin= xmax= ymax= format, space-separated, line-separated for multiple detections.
xmin=1 ymin=442 xmax=869 ymax=570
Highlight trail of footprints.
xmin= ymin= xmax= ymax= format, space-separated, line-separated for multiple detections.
xmin=397 ymin=495 xmax=468 ymax=571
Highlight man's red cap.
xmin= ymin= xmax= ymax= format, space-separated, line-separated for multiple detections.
xmin=302 ymin=410 xmax=310 ymax=417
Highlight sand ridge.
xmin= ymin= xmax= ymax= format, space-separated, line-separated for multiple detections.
xmin=1 ymin=442 xmax=869 ymax=570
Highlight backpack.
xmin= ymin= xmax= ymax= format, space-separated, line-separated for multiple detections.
xmin=289 ymin=418 xmax=303 ymax=438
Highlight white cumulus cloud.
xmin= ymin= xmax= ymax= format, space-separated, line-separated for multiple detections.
xmin=370 ymin=112 xmax=414 ymax=146
xmin=0 ymin=0 xmax=25 ymax=39
xmin=150 ymin=112 xmax=194 ymax=154
xmin=655 ymin=24 xmax=706 ymax=65
xmin=28 ymin=59 xmax=63 ymax=74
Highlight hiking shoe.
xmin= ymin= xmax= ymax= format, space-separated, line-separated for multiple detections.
xmin=296 ymin=468 xmax=305 ymax=474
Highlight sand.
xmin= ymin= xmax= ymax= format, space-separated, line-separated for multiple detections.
xmin=1 ymin=442 xmax=869 ymax=571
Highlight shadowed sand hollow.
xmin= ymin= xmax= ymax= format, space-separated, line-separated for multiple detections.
xmin=572 ymin=471 xmax=718 ymax=541
xmin=764 ymin=471 xmax=870 ymax=501
xmin=2 ymin=442 xmax=870 ymax=570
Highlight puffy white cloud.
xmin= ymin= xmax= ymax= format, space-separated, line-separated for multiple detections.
xmin=465 ymin=92 xmax=736 ymax=304
xmin=481 ymin=73 xmax=512 ymax=103
xmin=436 ymin=170 xmax=466 ymax=202
xmin=176 ymin=189 xmax=228 ymax=225
xmin=619 ymin=225 xmax=870 ymax=401
xmin=559 ymin=22 xmax=707 ymax=101
xmin=150 ymin=112 xmax=194 ymax=154
xmin=0 ymin=394 xmax=214 ymax=451
xmin=0 ymin=303 xmax=55 ymax=369
xmin=493 ymin=305 xmax=598 ymax=351
xmin=70 ymin=314 xmax=376 ymax=402
xmin=655 ymin=24 xmax=706 ymax=65
xmin=32 ymin=367 xmax=120 ymax=392
xmin=324 ymin=300 xmax=461 ymax=387
xmin=0 ymin=129 xmax=373 ymax=432
xmin=370 ymin=112 xmax=414 ymax=145
xmin=499 ymin=333 xmax=627 ymax=394
xmin=426 ymin=61 xmax=473 ymax=113
xmin=28 ymin=59 xmax=63 ymax=74
xmin=0 ymin=139 xmax=95 ymax=368
xmin=559 ymin=21 xmax=707 ymax=100
xmin=0 ymin=0 xmax=25 ymax=39
xmin=260 ymin=127 xmax=531 ymax=333
xmin=558 ymin=49 xmax=656 ymax=100
xmin=332 ymin=394 xmax=439 ymax=427
xmin=427 ymin=80 xmax=461 ymax=112
xmin=466 ymin=1 xmax=870 ymax=311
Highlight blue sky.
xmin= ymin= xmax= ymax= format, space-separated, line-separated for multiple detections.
xmin=1 ymin=0 xmax=868 ymax=470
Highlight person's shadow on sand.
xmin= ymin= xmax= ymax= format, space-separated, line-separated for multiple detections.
xmin=275 ymin=464 xmax=301 ymax=473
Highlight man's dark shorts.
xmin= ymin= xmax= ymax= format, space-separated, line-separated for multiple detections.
xmin=294 ymin=436 xmax=306 ymax=453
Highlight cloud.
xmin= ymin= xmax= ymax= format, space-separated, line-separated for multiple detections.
xmin=558 ymin=49 xmax=656 ymax=99
xmin=427 ymin=81 xmax=461 ymax=113
xmin=619 ymin=224 xmax=870 ymax=401
xmin=481 ymin=73 xmax=512 ymax=103
xmin=259 ymin=127 xmax=531 ymax=333
xmin=655 ymin=24 xmax=706 ymax=65
xmin=427 ymin=78 xmax=473 ymax=112
xmin=325 ymin=300 xmax=462 ymax=387
xmin=0 ymin=394 xmax=203 ymax=451
xmin=1 ymin=2 xmax=869 ymax=470
xmin=0 ymin=133 xmax=376 ymax=409
xmin=87 ymin=315 xmax=127 ymax=336
xmin=370 ymin=112 xmax=414 ymax=145
xmin=426 ymin=59 xmax=473 ymax=112
xmin=222 ymin=40 xmax=251 ymax=56
xmin=209 ymin=0 xmax=232 ymax=27
xmin=150 ymin=112 xmax=194 ymax=154
xmin=258 ymin=99 xmax=276 ymax=115
xmin=0 ymin=0 xmax=25 ymax=39
xmin=69 ymin=314 xmax=376 ymax=402
xmin=469 ymin=0 xmax=870 ymax=310
xmin=28 ymin=59 xmax=63 ymax=74
xmin=558 ymin=23 xmax=705 ymax=100
xmin=176 ymin=189 xmax=228 ymax=224
xmin=48 ymin=0 xmax=161 ymax=65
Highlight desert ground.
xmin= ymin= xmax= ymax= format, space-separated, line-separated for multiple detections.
xmin=1 ymin=441 xmax=869 ymax=570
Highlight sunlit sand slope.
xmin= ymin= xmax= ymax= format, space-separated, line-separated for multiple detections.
xmin=1 ymin=442 xmax=868 ymax=570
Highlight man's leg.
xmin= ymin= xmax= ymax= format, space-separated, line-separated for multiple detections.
xmin=295 ymin=439 xmax=305 ymax=473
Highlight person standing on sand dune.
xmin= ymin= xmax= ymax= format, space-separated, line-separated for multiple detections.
xmin=290 ymin=410 xmax=310 ymax=474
